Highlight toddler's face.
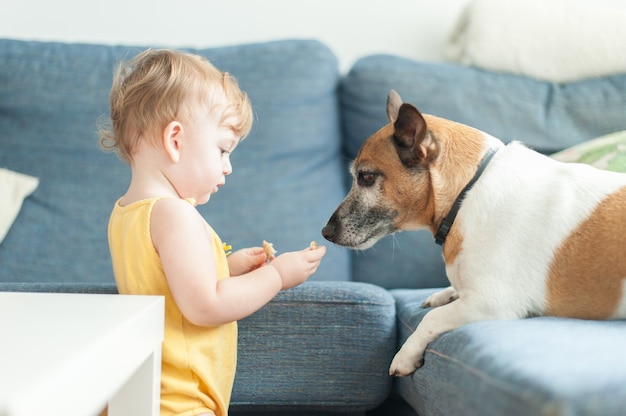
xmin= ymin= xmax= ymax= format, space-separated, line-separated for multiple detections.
xmin=176 ymin=102 xmax=240 ymax=205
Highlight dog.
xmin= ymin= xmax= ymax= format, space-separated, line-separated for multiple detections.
xmin=322 ymin=90 xmax=626 ymax=377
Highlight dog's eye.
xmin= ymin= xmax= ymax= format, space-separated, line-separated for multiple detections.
xmin=358 ymin=172 xmax=376 ymax=187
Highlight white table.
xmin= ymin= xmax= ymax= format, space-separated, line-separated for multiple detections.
xmin=0 ymin=292 xmax=164 ymax=416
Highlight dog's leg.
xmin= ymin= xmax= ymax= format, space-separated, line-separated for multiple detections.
xmin=390 ymin=298 xmax=512 ymax=376
xmin=422 ymin=286 xmax=459 ymax=308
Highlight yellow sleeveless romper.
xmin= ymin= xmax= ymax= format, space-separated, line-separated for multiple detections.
xmin=108 ymin=197 xmax=237 ymax=416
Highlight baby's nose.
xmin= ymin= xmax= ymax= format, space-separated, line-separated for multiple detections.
xmin=223 ymin=159 xmax=232 ymax=175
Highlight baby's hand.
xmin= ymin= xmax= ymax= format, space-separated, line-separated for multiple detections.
xmin=228 ymin=247 xmax=266 ymax=276
xmin=270 ymin=244 xmax=326 ymax=290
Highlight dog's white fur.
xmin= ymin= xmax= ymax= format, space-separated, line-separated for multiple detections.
xmin=323 ymin=91 xmax=626 ymax=376
xmin=393 ymin=140 xmax=626 ymax=374
xmin=444 ymin=140 xmax=626 ymax=317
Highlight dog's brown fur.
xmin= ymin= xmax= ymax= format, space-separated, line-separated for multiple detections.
xmin=547 ymin=186 xmax=626 ymax=319
xmin=340 ymin=94 xmax=489 ymax=243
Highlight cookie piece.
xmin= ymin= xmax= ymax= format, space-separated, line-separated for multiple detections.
xmin=263 ymin=240 xmax=276 ymax=260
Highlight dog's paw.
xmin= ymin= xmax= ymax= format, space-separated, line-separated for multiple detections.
xmin=389 ymin=349 xmax=424 ymax=377
xmin=422 ymin=286 xmax=459 ymax=308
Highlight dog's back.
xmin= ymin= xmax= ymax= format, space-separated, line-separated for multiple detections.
xmin=455 ymin=142 xmax=626 ymax=320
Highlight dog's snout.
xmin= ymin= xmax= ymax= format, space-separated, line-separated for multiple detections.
xmin=322 ymin=223 xmax=336 ymax=242
xmin=322 ymin=215 xmax=338 ymax=242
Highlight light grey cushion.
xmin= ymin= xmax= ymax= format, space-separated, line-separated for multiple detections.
xmin=392 ymin=289 xmax=626 ymax=416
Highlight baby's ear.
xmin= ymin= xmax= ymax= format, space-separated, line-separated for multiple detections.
xmin=163 ymin=121 xmax=183 ymax=162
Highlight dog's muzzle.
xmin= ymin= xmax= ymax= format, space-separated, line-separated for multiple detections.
xmin=321 ymin=214 xmax=339 ymax=243
xmin=322 ymin=208 xmax=397 ymax=250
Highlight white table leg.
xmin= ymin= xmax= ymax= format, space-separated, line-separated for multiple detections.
xmin=108 ymin=347 xmax=162 ymax=416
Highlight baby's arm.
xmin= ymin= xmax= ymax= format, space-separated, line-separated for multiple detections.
xmin=151 ymin=198 xmax=324 ymax=327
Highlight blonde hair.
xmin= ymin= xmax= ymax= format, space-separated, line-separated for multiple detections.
xmin=99 ymin=49 xmax=253 ymax=164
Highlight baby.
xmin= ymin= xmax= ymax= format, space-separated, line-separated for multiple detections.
xmin=100 ymin=49 xmax=326 ymax=416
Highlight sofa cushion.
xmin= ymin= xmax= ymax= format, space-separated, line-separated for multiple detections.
xmin=392 ymin=289 xmax=626 ymax=416
xmin=446 ymin=0 xmax=626 ymax=83
xmin=339 ymin=54 xmax=626 ymax=290
xmin=0 ymin=38 xmax=349 ymax=283
xmin=0 ymin=282 xmax=118 ymax=294
xmin=232 ymin=281 xmax=396 ymax=412
xmin=551 ymin=130 xmax=626 ymax=172
xmin=341 ymin=55 xmax=626 ymax=155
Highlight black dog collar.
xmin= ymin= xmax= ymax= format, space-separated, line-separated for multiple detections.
xmin=434 ymin=148 xmax=499 ymax=246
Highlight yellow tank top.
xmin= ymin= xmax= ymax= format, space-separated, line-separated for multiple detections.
xmin=108 ymin=197 xmax=237 ymax=416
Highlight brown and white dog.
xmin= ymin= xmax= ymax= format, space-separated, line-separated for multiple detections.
xmin=322 ymin=90 xmax=626 ymax=377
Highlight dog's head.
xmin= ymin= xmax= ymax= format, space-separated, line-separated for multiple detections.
xmin=322 ymin=90 xmax=490 ymax=249
xmin=322 ymin=90 xmax=442 ymax=249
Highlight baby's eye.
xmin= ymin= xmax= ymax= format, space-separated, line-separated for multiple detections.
xmin=221 ymin=149 xmax=231 ymax=156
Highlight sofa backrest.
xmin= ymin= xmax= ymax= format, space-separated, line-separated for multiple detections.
xmin=0 ymin=38 xmax=350 ymax=284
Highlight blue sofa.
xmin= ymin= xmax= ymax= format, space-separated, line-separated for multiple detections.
xmin=1 ymin=38 xmax=626 ymax=416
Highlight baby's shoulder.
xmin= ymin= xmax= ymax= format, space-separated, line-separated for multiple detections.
xmin=153 ymin=196 xmax=194 ymax=209
xmin=150 ymin=197 xmax=211 ymax=251
xmin=151 ymin=197 xmax=204 ymax=228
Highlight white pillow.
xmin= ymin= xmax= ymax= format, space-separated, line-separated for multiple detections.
xmin=446 ymin=0 xmax=626 ymax=83
xmin=0 ymin=168 xmax=39 ymax=244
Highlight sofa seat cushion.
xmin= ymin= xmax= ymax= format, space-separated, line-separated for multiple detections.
xmin=0 ymin=282 xmax=118 ymax=294
xmin=230 ymin=281 xmax=397 ymax=412
xmin=0 ymin=38 xmax=349 ymax=284
xmin=392 ymin=289 xmax=626 ymax=416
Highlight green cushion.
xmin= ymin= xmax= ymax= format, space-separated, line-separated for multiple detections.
xmin=551 ymin=130 xmax=626 ymax=172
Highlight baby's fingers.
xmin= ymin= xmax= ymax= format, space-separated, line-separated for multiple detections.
xmin=304 ymin=245 xmax=326 ymax=262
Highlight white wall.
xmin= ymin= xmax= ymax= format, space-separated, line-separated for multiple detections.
xmin=1 ymin=0 xmax=470 ymax=72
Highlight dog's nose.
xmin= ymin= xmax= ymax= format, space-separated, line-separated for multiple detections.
xmin=322 ymin=223 xmax=336 ymax=242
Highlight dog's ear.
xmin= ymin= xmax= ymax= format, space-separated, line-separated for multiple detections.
xmin=393 ymin=103 xmax=438 ymax=168
xmin=386 ymin=90 xmax=403 ymax=122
